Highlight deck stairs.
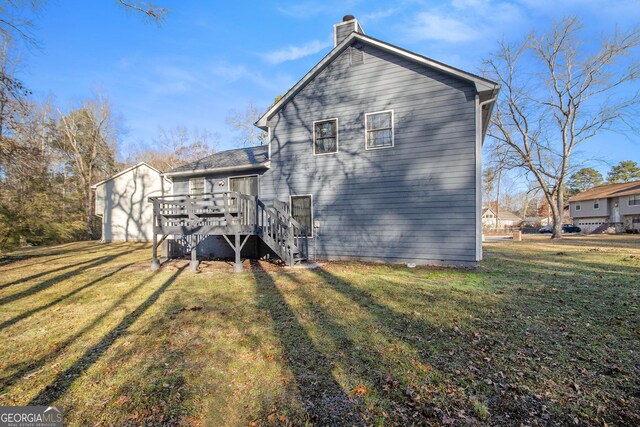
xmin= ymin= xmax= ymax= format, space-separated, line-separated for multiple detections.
xmin=149 ymin=192 xmax=308 ymax=267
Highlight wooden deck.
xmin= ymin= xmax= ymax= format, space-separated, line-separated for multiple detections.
xmin=149 ymin=192 xmax=308 ymax=272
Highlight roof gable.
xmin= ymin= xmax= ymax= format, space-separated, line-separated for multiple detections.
xmin=256 ymin=32 xmax=499 ymax=128
xmin=91 ymin=162 xmax=166 ymax=189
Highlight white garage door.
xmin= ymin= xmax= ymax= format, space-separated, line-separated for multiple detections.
xmin=575 ymin=217 xmax=608 ymax=233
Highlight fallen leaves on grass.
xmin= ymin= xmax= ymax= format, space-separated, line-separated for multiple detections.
xmin=351 ymin=385 xmax=367 ymax=397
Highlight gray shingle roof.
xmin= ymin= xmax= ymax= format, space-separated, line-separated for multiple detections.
xmin=165 ymin=145 xmax=269 ymax=176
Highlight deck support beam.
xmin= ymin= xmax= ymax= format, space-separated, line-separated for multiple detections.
xmin=151 ymin=229 xmax=159 ymax=270
xmin=234 ymin=233 xmax=242 ymax=273
xmin=190 ymin=235 xmax=200 ymax=272
xmin=151 ymin=233 xmax=168 ymax=271
xmin=222 ymin=233 xmax=251 ymax=273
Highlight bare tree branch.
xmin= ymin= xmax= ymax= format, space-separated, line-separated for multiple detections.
xmin=483 ymin=16 xmax=640 ymax=239
xmin=117 ymin=0 xmax=168 ymax=24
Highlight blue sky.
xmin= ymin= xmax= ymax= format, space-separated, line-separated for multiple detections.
xmin=20 ymin=0 xmax=640 ymax=175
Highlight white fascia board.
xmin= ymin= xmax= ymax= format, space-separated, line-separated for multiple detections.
xmin=162 ymin=161 xmax=271 ymax=178
xmin=91 ymin=162 xmax=165 ymax=189
xmin=255 ymin=33 xmax=359 ymax=129
xmin=256 ymin=33 xmax=500 ymax=129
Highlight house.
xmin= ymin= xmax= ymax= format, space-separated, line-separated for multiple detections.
xmin=152 ymin=15 xmax=500 ymax=270
xmin=482 ymin=207 xmax=522 ymax=228
xmin=93 ymin=162 xmax=171 ymax=242
xmin=568 ymin=181 xmax=640 ymax=233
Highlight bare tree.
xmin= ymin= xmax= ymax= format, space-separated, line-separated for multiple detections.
xmin=484 ymin=17 xmax=640 ymax=239
xmin=484 ymin=141 xmax=512 ymax=229
xmin=0 ymin=1 xmax=41 ymax=47
xmin=226 ymin=102 xmax=267 ymax=147
xmin=129 ymin=126 xmax=217 ymax=171
xmin=0 ymin=41 xmax=29 ymax=162
xmin=56 ymin=97 xmax=118 ymax=237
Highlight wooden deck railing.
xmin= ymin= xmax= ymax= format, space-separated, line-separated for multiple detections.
xmin=149 ymin=192 xmax=308 ymax=267
xmin=150 ymin=192 xmax=257 ymax=235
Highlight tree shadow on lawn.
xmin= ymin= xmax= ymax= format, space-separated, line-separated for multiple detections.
xmin=249 ymin=260 xmax=363 ymax=426
xmin=28 ymin=265 xmax=186 ymax=406
xmin=307 ymin=266 xmax=624 ymax=426
xmin=0 ymin=254 xmax=112 ymax=292
xmin=0 ymin=263 xmax=135 ymax=332
xmin=0 ymin=268 xmax=166 ymax=395
xmin=0 ymin=242 xmax=96 ymax=267
xmin=280 ymin=270 xmax=470 ymax=425
xmin=0 ymin=244 xmax=146 ymax=295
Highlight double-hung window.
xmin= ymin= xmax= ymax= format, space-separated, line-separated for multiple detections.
xmin=189 ymin=177 xmax=205 ymax=195
xmin=365 ymin=110 xmax=394 ymax=149
xmin=629 ymin=194 xmax=640 ymax=206
xmin=313 ymin=119 xmax=338 ymax=155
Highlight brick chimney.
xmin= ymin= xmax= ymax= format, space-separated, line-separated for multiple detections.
xmin=334 ymin=15 xmax=364 ymax=47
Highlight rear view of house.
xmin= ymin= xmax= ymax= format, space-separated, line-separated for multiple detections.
xmin=151 ymin=15 xmax=500 ymax=270
xmin=568 ymin=181 xmax=640 ymax=233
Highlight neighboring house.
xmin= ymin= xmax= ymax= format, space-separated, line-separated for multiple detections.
xmin=93 ymin=163 xmax=171 ymax=242
xmin=155 ymin=15 xmax=500 ymax=269
xmin=482 ymin=208 xmax=522 ymax=228
xmin=568 ymin=181 xmax=640 ymax=233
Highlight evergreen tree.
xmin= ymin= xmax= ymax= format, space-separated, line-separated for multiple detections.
xmin=607 ymin=160 xmax=640 ymax=183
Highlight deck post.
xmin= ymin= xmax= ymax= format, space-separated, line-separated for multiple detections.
xmin=151 ymin=198 xmax=161 ymax=270
xmin=190 ymin=235 xmax=199 ymax=272
xmin=233 ymin=232 xmax=243 ymax=273
xmin=151 ymin=232 xmax=160 ymax=270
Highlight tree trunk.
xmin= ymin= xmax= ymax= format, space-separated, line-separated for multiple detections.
xmin=550 ymin=193 xmax=563 ymax=240
xmin=495 ymin=169 xmax=502 ymax=230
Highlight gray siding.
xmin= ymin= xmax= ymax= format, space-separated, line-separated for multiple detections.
xmin=620 ymin=195 xmax=640 ymax=215
xmin=261 ymin=43 xmax=479 ymax=265
xmin=170 ymin=171 xmax=266 ymax=259
xmin=570 ymin=199 xmax=609 ymax=219
xmin=171 ymin=171 xmax=265 ymax=196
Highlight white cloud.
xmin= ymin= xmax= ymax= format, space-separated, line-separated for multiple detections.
xmin=276 ymin=2 xmax=327 ymax=18
xmin=361 ymin=8 xmax=398 ymax=22
xmin=210 ymin=63 xmax=289 ymax=91
xmin=405 ymin=1 xmax=526 ymax=43
xmin=406 ymin=12 xmax=481 ymax=42
xmin=263 ymin=39 xmax=331 ymax=64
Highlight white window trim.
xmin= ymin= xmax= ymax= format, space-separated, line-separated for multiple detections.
xmin=629 ymin=195 xmax=640 ymax=206
xmin=228 ymin=174 xmax=260 ymax=196
xmin=189 ymin=177 xmax=206 ymax=195
xmin=289 ymin=194 xmax=314 ymax=238
xmin=364 ymin=109 xmax=394 ymax=150
xmin=313 ymin=118 xmax=339 ymax=156
xmin=594 ymin=199 xmax=599 ymax=209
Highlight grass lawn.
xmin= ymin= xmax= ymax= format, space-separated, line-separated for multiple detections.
xmin=0 ymin=236 xmax=638 ymax=426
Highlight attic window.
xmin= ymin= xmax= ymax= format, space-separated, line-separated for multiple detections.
xmin=349 ymin=47 xmax=364 ymax=66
